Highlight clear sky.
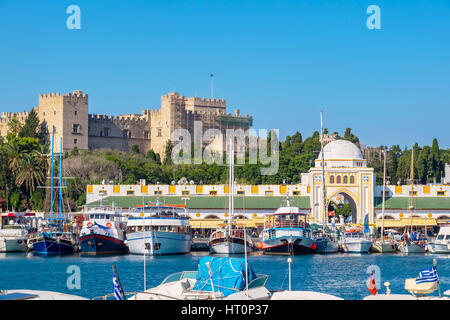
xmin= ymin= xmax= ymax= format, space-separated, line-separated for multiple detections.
xmin=0 ymin=0 xmax=449 ymax=148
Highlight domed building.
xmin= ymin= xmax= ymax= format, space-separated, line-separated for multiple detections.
xmin=302 ymin=139 xmax=375 ymax=224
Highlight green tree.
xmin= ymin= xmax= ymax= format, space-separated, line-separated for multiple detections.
xmin=19 ymin=109 xmax=40 ymax=139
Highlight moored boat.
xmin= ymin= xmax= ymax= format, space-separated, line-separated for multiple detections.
xmin=314 ymin=230 xmax=339 ymax=253
xmin=0 ymin=213 xmax=33 ymax=252
xmin=340 ymin=229 xmax=372 ymax=253
xmin=259 ymin=205 xmax=314 ymax=255
xmin=126 ymin=203 xmax=192 ymax=255
xmin=79 ymin=207 xmax=127 ymax=255
xmin=428 ymin=225 xmax=450 ymax=254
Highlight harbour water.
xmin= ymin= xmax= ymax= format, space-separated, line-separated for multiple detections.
xmin=1 ymin=252 xmax=449 ymax=300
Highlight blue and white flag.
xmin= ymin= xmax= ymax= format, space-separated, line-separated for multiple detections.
xmin=113 ymin=268 xmax=125 ymax=300
xmin=363 ymin=213 xmax=369 ymax=234
xmin=416 ymin=266 xmax=438 ymax=284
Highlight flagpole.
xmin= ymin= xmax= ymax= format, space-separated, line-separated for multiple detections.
xmin=434 ymin=259 xmax=441 ymax=297
xmin=113 ymin=264 xmax=127 ymax=300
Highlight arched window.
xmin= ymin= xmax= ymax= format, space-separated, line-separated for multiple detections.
xmin=350 ymin=175 xmax=355 ymax=184
xmin=337 ymin=175 xmax=342 ymax=184
xmin=330 ymin=176 xmax=335 ymax=184
xmin=343 ymin=176 xmax=348 ymax=184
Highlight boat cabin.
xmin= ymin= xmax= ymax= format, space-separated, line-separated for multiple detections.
xmin=264 ymin=207 xmax=310 ymax=230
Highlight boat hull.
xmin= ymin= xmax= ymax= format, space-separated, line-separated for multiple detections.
xmin=32 ymin=237 xmax=74 ymax=255
xmin=0 ymin=237 xmax=28 ymax=252
xmin=127 ymin=231 xmax=192 ymax=255
xmin=427 ymin=243 xmax=450 ymax=254
xmin=209 ymin=236 xmax=251 ymax=254
xmin=80 ymin=233 xmax=127 ymax=255
xmin=341 ymin=240 xmax=372 ymax=253
xmin=399 ymin=242 xmax=426 ymax=253
xmin=262 ymin=236 xmax=314 ymax=255
xmin=371 ymin=242 xmax=397 ymax=253
xmin=314 ymin=238 xmax=339 ymax=253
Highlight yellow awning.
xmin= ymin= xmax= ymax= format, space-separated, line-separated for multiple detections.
xmin=189 ymin=218 xmax=264 ymax=229
xmin=375 ymin=218 xmax=437 ymax=228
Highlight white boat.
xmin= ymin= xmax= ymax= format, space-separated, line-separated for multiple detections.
xmin=0 ymin=214 xmax=32 ymax=252
xmin=399 ymin=240 xmax=426 ymax=253
xmin=259 ymin=205 xmax=314 ymax=255
xmin=126 ymin=203 xmax=192 ymax=255
xmin=209 ymin=138 xmax=252 ymax=254
xmin=79 ymin=207 xmax=128 ymax=255
xmin=428 ymin=226 xmax=450 ymax=254
xmin=340 ymin=229 xmax=372 ymax=253
xmin=372 ymin=240 xmax=397 ymax=253
xmin=0 ymin=289 xmax=88 ymax=300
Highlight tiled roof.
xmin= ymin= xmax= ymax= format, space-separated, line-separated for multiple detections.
xmin=87 ymin=195 xmax=311 ymax=210
xmin=374 ymin=197 xmax=450 ymax=209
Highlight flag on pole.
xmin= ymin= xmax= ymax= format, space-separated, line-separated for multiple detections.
xmin=368 ymin=270 xmax=377 ymax=295
xmin=113 ymin=265 xmax=125 ymax=300
xmin=416 ymin=266 xmax=438 ymax=284
xmin=363 ymin=213 xmax=369 ymax=234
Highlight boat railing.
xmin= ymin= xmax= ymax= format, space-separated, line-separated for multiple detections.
xmin=271 ymin=221 xmax=311 ymax=229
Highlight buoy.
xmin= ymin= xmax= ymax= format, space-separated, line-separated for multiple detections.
xmin=257 ymin=242 xmax=264 ymax=250
xmin=311 ymin=243 xmax=317 ymax=250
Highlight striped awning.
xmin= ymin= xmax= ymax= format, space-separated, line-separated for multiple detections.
xmin=375 ymin=217 xmax=437 ymax=228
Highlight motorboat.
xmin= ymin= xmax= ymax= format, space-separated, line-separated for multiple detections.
xmin=371 ymin=237 xmax=397 ymax=253
xmin=427 ymin=225 xmax=450 ymax=254
xmin=340 ymin=229 xmax=372 ymax=253
xmin=126 ymin=203 xmax=192 ymax=255
xmin=259 ymin=204 xmax=314 ymax=255
xmin=0 ymin=289 xmax=88 ymax=300
xmin=79 ymin=207 xmax=128 ymax=255
xmin=0 ymin=213 xmax=33 ymax=252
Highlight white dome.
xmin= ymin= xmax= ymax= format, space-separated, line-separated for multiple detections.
xmin=318 ymin=140 xmax=363 ymax=160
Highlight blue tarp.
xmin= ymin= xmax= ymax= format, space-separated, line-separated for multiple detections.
xmin=192 ymin=257 xmax=257 ymax=297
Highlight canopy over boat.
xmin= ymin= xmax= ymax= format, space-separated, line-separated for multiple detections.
xmin=192 ymin=257 xmax=257 ymax=297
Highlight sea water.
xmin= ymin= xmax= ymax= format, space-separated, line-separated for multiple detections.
xmin=0 ymin=252 xmax=448 ymax=300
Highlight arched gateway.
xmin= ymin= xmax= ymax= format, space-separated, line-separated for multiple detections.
xmin=304 ymin=140 xmax=375 ymax=224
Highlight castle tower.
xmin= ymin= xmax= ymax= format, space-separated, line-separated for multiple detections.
xmin=37 ymin=90 xmax=89 ymax=153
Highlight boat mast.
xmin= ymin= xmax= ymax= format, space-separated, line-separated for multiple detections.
xmin=59 ymin=137 xmax=63 ymax=232
xmin=228 ymin=138 xmax=234 ymax=232
xmin=381 ymin=147 xmax=387 ymax=243
xmin=49 ymin=127 xmax=55 ymax=237
xmin=320 ymin=111 xmax=327 ymax=230
xmin=410 ymin=146 xmax=414 ymax=236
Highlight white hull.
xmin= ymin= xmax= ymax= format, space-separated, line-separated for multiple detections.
xmin=210 ymin=241 xmax=248 ymax=254
xmin=428 ymin=243 xmax=450 ymax=254
xmin=0 ymin=237 xmax=28 ymax=252
xmin=127 ymin=231 xmax=192 ymax=255
xmin=400 ymin=242 xmax=426 ymax=253
xmin=371 ymin=241 xmax=397 ymax=253
xmin=341 ymin=240 xmax=372 ymax=253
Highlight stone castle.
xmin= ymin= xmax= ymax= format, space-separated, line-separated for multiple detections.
xmin=0 ymin=91 xmax=253 ymax=156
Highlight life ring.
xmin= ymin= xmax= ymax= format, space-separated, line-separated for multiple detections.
xmin=87 ymin=222 xmax=93 ymax=227
xmin=106 ymin=222 xmax=112 ymax=228
xmin=275 ymin=221 xmax=280 ymax=228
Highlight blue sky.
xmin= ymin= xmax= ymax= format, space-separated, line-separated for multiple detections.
xmin=0 ymin=0 xmax=449 ymax=148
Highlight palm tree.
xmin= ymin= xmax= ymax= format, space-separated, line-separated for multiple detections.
xmin=15 ymin=153 xmax=46 ymax=192
xmin=7 ymin=118 xmax=22 ymax=136
xmin=4 ymin=141 xmax=23 ymax=173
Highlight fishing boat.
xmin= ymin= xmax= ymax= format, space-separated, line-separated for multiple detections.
xmin=79 ymin=206 xmax=127 ymax=255
xmin=428 ymin=225 xmax=450 ymax=254
xmin=398 ymin=147 xmax=426 ymax=254
xmin=0 ymin=213 xmax=33 ymax=252
xmin=209 ymin=139 xmax=252 ymax=254
xmin=340 ymin=227 xmax=372 ymax=253
xmin=29 ymin=131 xmax=75 ymax=255
xmin=259 ymin=200 xmax=314 ymax=255
xmin=372 ymin=148 xmax=397 ymax=253
xmin=126 ymin=203 xmax=192 ymax=255
xmin=313 ymin=111 xmax=339 ymax=253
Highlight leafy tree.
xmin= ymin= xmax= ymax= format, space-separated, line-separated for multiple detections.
xmin=19 ymin=109 xmax=40 ymax=139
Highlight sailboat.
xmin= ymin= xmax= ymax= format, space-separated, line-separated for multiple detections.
xmin=313 ymin=111 xmax=339 ymax=253
xmin=372 ymin=148 xmax=397 ymax=253
xmin=399 ymin=146 xmax=426 ymax=254
xmin=28 ymin=129 xmax=75 ymax=255
xmin=209 ymin=139 xmax=252 ymax=254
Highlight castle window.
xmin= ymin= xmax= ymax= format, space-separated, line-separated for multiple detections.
xmin=157 ymin=128 xmax=162 ymax=137
xmin=144 ymin=131 xmax=149 ymax=139
xmin=54 ymin=111 xmax=56 ymax=115
xmin=100 ymin=130 xmax=103 ymax=137
xmin=104 ymin=128 xmax=109 ymax=137
xmin=74 ymin=139 xmax=77 ymax=144
xmin=123 ymin=130 xmax=128 ymax=138
xmin=330 ymin=176 xmax=335 ymax=184
xmin=74 ymin=111 xmax=77 ymax=115
xmin=337 ymin=175 xmax=342 ymax=184
xmin=350 ymin=175 xmax=355 ymax=184
xmin=343 ymin=176 xmax=348 ymax=184
xmin=72 ymin=124 xmax=80 ymax=134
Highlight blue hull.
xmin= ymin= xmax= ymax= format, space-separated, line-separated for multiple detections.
xmin=80 ymin=234 xmax=127 ymax=255
xmin=32 ymin=238 xmax=74 ymax=255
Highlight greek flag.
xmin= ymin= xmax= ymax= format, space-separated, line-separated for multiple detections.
xmin=113 ymin=268 xmax=125 ymax=300
xmin=415 ymin=266 xmax=438 ymax=284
